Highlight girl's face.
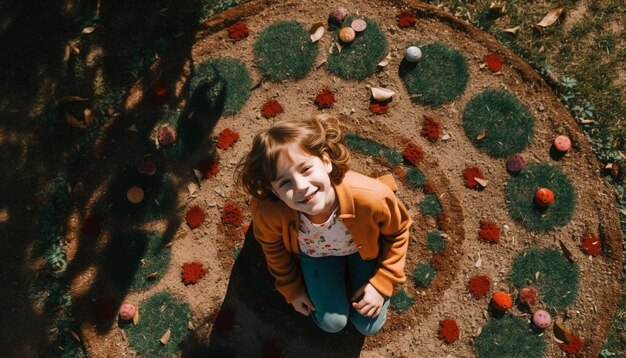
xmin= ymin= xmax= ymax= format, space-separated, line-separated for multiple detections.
xmin=270 ymin=144 xmax=337 ymax=223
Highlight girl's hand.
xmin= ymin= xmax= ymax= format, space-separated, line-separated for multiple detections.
xmin=351 ymin=283 xmax=384 ymax=318
xmin=291 ymin=292 xmax=316 ymax=316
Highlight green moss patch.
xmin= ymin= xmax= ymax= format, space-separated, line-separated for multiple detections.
xmin=427 ymin=230 xmax=446 ymax=253
xmin=108 ymin=168 xmax=176 ymax=222
xmin=475 ymin=315 xmax=546 ymax=358
xmin=412 ymin=262 xmax=436 ymax=288
xmin=463 ymin=89 xmax=534 ymax=158
xmin=390 ymin=288 xmax=415 ymax=313
xmin=419 ymin=194 xmax=442 ymax=217
xmin=510 ymin=248 xmax=580 ymax=310
xmin=126 ymin=291 xmax=193 ymax=356
xmin=505 ymin=163 xmax=576 ymax=231
xmin=345 ymin=133 xmax=402 ymax=165
xmin=188 ymin=62 xmax=225 ymax=114
xmin=405 ymin=167 xmax=426 ymax=189
xmin=254 ymin=21 xmax=318 ymax=81
xmin=399 ymin=42 xmax=469 ymax=106
xmin=193 ymin=57 xmax=251 ymax=115
xmin=102 ymin=230 xmax=171 ymax=292
xmin=327 ymin=18 xmax=388 ymax=80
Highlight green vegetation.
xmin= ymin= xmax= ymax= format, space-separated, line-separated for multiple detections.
xmin=505 ymin=163 xmax=576 ymax=231
xmin=327 ymin=18 xmax=388 ymax=80
xmin=400 ymin=42 xmax=469 ymax=106
xmin=463 ymin=89 xmax=534 ymax=158
xmin=195 ymin=57 xmax=251 ymax=115
xmin=419 ymin=194 xmax=442 ymax=217
xmin=188 ymin=61 xmax=226 ymax=114
xmin=344 ymin=133 xmax=403 ymax=166
xmin=510 ymin=248 xmax=580 ymax=310
xmin=427 ymin=230 xmax=446 ymax=253
xmin=126 ymin=291 xmax=193 ymax=356
xmin=390 ymin=288 xmax=415 ymax=313
xmin=254 ymin=21 xmax=318 ymax=81
xmin=412 ymin=262 xmax=436 ymax=288
xmin=475 ymin=314 xmax=546 ymax=358
xmin=405 ymin=167 xmax=427 ymax=189
xmin=102 ymin=231 xmax=171 ymax=292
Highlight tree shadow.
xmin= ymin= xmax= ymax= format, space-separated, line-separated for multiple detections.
xmin=181 ymin=226 xmax=365 ymax=358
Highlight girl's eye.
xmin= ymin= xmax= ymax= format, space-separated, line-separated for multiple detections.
xmin=279 ymin=180 xmax=291 ymax=188
xmin=302 ymin=166 xmax=312 ymax=174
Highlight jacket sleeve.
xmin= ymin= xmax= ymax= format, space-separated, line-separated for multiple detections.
xmin=250 ymin=200 xmax=306 ymax=303
xmin=369 ymin=190 xmax=412 ymax=297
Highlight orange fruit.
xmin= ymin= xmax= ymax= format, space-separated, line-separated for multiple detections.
xmin=534 ymin=187 xmax=555 ymax=207
xmin=492 ymin=291 xmax=512 ymax=311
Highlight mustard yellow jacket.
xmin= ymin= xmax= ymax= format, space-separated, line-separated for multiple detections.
xmin=250 ymin=171 xmax=412 ymax=303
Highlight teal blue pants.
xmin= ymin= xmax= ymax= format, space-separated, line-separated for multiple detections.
xmin=299 ymin=252 xmax=389 ymax=335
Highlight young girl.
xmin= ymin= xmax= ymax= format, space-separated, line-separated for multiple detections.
xmin=237 ymin=114 xmax=412 ymax=335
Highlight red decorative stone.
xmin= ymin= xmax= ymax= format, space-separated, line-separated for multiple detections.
xmin=479 ymin=220 xmax=500 ymax=244
xmin=217 ymin=128 xmax=239 ymax=149
xmin=421 ymin=115 xmax=441 ymax=141
xmin=483 ymin=53 xmax=503 ymax=72
xmin=402 ymin=143 xmax=424 ymax=167
xmin=560 ymin=334 xmax=584 ymax=355
xmin=438 ymin=319 xmax=460 ymax=344
xmin=197 ymin=159 xmax=219 ymax=179
xmin=181 ymin=261 xmax=208 ymax=285
xmin=462 ymin=166 xmax=485 ymax=188
xmin=186 ymin=205 xmax=206 ymax=229
xmin=314 ymin=88 xmax=335 ymax=109
xmin=262 ymin=99 xmax=283 ymax=118
xmin=369 ymin=102 xmax=389 ymax=115
xmin=227 ymin=22 xmax=249 ymax=41
xmin=397 ymin=10 xmax=417 ymax=28
xmin=581 ymin=233 xmax=601 ymax=257
xmin=467 ymin=275 xmax=490 ymax=299
xmin=221 ymin=202 xmax=244 ymax=227
xmin=491 ymin=291 xmax=512 ymax=311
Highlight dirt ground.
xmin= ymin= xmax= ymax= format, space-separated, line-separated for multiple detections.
xmin=54 ymin=0 xmax=624 ymax=357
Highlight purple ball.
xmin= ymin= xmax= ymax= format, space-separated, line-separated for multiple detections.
xmin=506 ymin=153 xmax=526 ymax=174
xmin=532 ymin=309 xmax=551 ymax=329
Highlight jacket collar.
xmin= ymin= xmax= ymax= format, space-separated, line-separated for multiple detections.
xmin=335 ymin=172 xmax=356 ymax=220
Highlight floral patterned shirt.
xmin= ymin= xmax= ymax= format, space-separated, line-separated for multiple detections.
xmin=298 ymin=208 xmax=358 ymax=257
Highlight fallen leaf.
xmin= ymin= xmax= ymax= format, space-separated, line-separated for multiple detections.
xmin=159 ymin=328 xmax=171 ymax=345
xmin=553 ymin=319 xmax=572 ymax=343
xmin=69 ymin=41 xmax=80 ymax=55
xmin=476 ymin=130 xmax=487 ymax=141
xmin=188 ymin=321 xmax=196 ymax=330
xmin=309 ymin=23 xmax=324 ymax=42
xmin=132 ymin=308 xmax=139 ymax=325
xmin=503 ymin=26 xmax=520 ymax=34
xmin=535 ymin=271 xmax=541 ymax=280
xmin=68 ymin=329 xmax=81 ymax=342
xmin=534 ymin=7 xmax=565 ymax=32
xmin=335 ymin=42 xmax=343 ymax=53
xmin=160 ymin=304 xmax=167 ymax=313
xmin=83 ymin=108 xmax=93 ymax=126
xmin=474 ymin=177 xmax=489 ymax=188
xmin=559 ymin=239 xmax=575 ymax=263
xmin=146 ymin=271 xmax=159 ymax=279
xmin=58 ymin=96 xmax=88 ymax=104
xmin=127 ymin=124 xmax=138 ymax=132
xmin=378 ymin=53 xmax=392 ymax=67
xmin=441 ymin=133 xmax=451 ymax=141
xmin=65 ymin=112 xmax=85 ymax=128
xmin=82 ymin=26 xmax=96 ymax=34
xmin=475 ymin=253 xmax=482 ymax=268
xmin=368 ymin=86 xmax=395 ymax=101
xmin=489 ymin=2 xmax=505 ymax=15
xmin=193 ymin=169 xmax=203 ymax=183
xmin=187 ymin=182 xmax=198 ymax=196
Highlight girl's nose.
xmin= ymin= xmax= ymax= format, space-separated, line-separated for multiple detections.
xmin=293 ymin=174 xmax=308 ymax=192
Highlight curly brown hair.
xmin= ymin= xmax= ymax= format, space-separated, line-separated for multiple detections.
xmin=237 ymin=114 xmax=350 ymax=200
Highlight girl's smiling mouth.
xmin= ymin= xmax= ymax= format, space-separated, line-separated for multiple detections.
xmin=299 ymin=189 xmax=318 ymax=204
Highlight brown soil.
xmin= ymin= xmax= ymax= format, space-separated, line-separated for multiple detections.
xmin=65 ymin=0 xmax=622 ymax=357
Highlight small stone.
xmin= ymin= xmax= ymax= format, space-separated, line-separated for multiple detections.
xmin=339 ymin=27 xmax=355 ymax=43
xmin=405 ymin=46 xmax=422 ymax=62
xmin=119 ymin=303 xmax=136 ymax=321
xmin=351 ymin=19 xmax=367 ymax=32
xmin=329 ymin=7 xmax=348 ymax=23
xmin=553 ymin=135 xmax=571 ymax=152
xmin=506 ymin=153 xmax=526 ymax=174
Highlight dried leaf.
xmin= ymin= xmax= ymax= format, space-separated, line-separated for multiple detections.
xmin=534 ymin=7 xmax=565 ymax=31
xmin=146 ymin=271 xmax=159 ymax=279
xmin=476 ymin=130 xmax=487 ymax=141
xmin=159 ymin=328 xmax=171 ymax=345
xmin=187 ymin=182 xmax=198 ymax=196
xmin=489 ymin=2 xmax=505 ymax=15
xmin=65 ymin=113 xmax=85 ymax=128
xmin=475 ymin=253 xmax=482 ymax=268
xmin=188 ymin=321 xmax=196 ymax=330
xmin=69 ymin=41 xmax=80 ymax=55
xmin=378 ymin=53 xmax=392 ymax=67
xmin=82 ymin=26 xmax=96 ymax=34
xmin=310 ymin=23 xmax=324 ymax=42
xmin=535 ymin=271 xmax=541 ymax=280
xmin=368 ymin=86 xmax=395 ymax=101
xmin=335 ymin=42 xmax=343 ymax=53
xmin=160 ymin=304 xmax=167 ymax=313
xmin=474 ymin=177 xmax=489 ymax=188
xmin=68 ymin=329 xmax=81 ymax=342
xmin=63 ymin=44 xmax=71 ymax=62
xmin=58 ymin=96 xmax=88 ymax=104
xmin=559 ymin=239 xmax=575 ymax=263
xmin=553 ymin=319 xmax=572 ymax=343
xmin=132 ymin=308 xmax=139 ymax=325
xmin=193 ymin=169 xmax=203 ymax=183
xmin=503 ymin=26 xmax=520 ymax=34
xmin=127 ymin=124 xmax=138 ymax=132
xmin=441 ymin=133 xmax=451 ymax=141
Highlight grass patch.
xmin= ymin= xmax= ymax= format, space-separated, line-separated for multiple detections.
xmin=399 ymin=42 xmax=469 ymax=106
xmin=419 ymin=194 xmax=442 ymax=217
xmin=510 ymin=248 xmax=580 ymax=311
xmin=125 ymin=291 xmax=193 ymax=356
xmin=475 ymin=314 xmax=546 ymax=358
xmin=505 ymin=163 xmax=576 ymax=231
xmin=149 ymin=109 xmax=212 ymax=160
xmin=102 ymin=231 xmax=171 ymax=292
xmin=188 ymin=61 xmax=225 ymax=114
xmin=427 ymin=230 xmax=446 ymax=253
xmin=345 ymin=133 xmax=403 ymax=166
xmin=253 ymin=21 xmax=318 ymax=81
xmin=107 ymin=168 xmax=176 ymax=222
xmin=390 ymin=288 xmax=415 ymax=313
xmin=326 ymin=17 xmax=388 ymax=80
xmin=405 ymin=167 xmax=426 ymax=189
xmin=192 ymin=57 xmax=250 ymax=115
xmin=463 ymin=89 xmax=534 ymax=158
xmin=412 ymin=262 xmax=436 ymax=288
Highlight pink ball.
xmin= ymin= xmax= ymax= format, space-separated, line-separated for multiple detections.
xmin=118 ymin=303 xmax=136 ymax=321
xmin=329 ymin=7 xmax=348 ymax=23
xmin=506 ymin=153 xmax=526 ymax=174
xmin=553 ymin=135 xmax=571 ymax=152
xmin=532 ymin=309 xmax=551 ymax=329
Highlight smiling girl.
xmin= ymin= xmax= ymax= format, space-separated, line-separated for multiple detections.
xmin=237 ymin=114 xmax=412 ymax=335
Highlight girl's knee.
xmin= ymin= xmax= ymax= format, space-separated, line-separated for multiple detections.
xmin=351 ymin=312 xmax=387 ymax=336
xmin=313 ymin=312 xmax=348 ymax=333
